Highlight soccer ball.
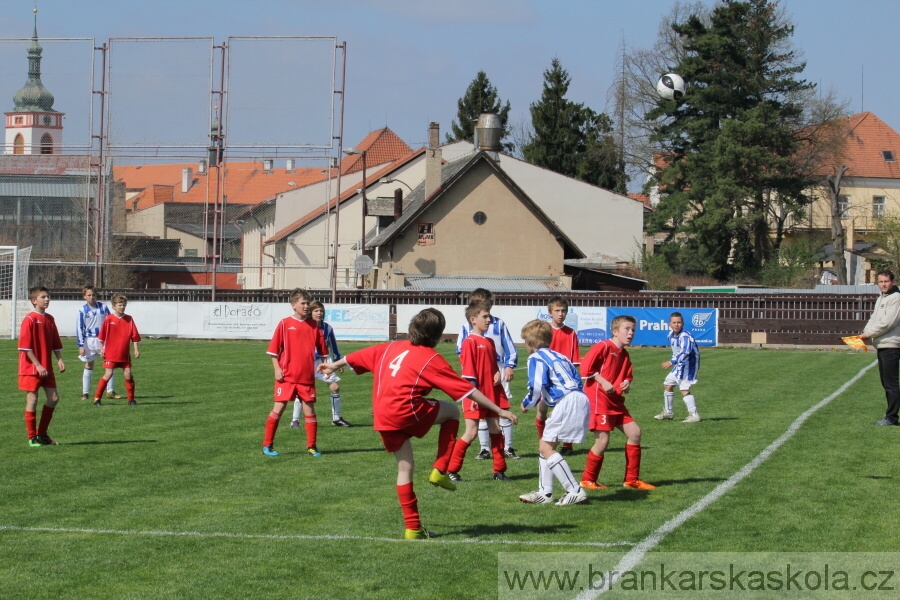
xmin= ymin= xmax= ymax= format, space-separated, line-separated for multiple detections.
xmin=657 ymin=73 xmax=685 ymax=101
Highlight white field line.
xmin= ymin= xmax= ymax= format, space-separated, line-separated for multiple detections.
xmin=574 ymin=359 xmax=878 ymax=600
xmin=0 ymin=525 xmax=634 ymax=549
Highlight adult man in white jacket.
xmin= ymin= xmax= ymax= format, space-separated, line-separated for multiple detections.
xmin=861 ymin=269 xmax=900 ymax=426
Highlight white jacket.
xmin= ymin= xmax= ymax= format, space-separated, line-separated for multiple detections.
xmin=864 ymin=286 xmax=900 ymax=349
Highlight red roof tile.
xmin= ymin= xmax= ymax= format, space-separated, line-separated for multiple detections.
xmin=341 ymin=128 xmax=413 ymax=175
xmin=840 ymin=112 xmax=900 ymax=179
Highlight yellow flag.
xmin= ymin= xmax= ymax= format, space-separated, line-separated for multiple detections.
xmin=842 ymin=335 xmax=868 ymax=352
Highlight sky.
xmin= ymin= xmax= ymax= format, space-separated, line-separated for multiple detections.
xmin=1 ymin=0 xmax=898 ymax=190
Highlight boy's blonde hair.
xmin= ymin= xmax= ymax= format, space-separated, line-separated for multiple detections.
xmin=408 ymin=308 xmax=445 ymax=347
xmin=610 ymin=315 xmax=636 ymax=331
xmin=547 ymin=295 xmax=569 ymax=311
xmin=468 ymin=288 xmax=494 ymax=310
xmin=111 ymin=293 xmax=128 ymax=306
xmin=29 ymin=286 xmax=48 ymax=301
xmin=465 ymin=301 xmax=490 ymax=322
xmin=521 ymin=319 xmax=552 ymax=350
xmin=82 ymin=285 xmax=96 ymax=296
xmin=288 ymin=288 xmax=311 ymax=304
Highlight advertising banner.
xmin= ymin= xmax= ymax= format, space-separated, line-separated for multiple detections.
xmin=606 ymin=307 xmax=718 ymax=347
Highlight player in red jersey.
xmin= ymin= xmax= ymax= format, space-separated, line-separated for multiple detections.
xmin=580 ymin=315 xmax=655 ymax=491
xmin=319 ymin=307 xmax=518 ymax=539
xmin=263 ymin=288 xmax=327 ymax=458
xmin=540 ymin=295 xmax=580 ymax=455
xmin=446 ymin=302 xmax=509 ymax=482
xmin=94 ymin=294 xmax=141 ymax=406
xmin=19 ymin=286 xmax=65 ymax=446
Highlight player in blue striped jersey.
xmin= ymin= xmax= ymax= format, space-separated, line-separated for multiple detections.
xmin=292 ymin=301 xmax=351 ymax=428
xmin=76 ymin=286 xmax=119 ymax=400
xmin=456 ymin=289 xmax=519 ymax=459
xmin=655 ymin=312 xmax=701 ymax=423
xmin=518 ymin=320 xmax=589 ymax=506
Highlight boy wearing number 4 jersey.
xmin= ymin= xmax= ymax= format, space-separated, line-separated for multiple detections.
xmin=319 ymin=308 xmax=517 ymax=539
xmin=580 ymin=315 xmax=655 ymax=491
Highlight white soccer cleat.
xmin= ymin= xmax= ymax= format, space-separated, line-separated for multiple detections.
xmin=683 ymin=413 xmax=701 ymax=423
xmin=654 ymin=412 xmax=674 ymax=420
xmin=519 ymin=490 xmax=553 ymax=504
xmin=555 ymin=488 xmax=588 ymax=506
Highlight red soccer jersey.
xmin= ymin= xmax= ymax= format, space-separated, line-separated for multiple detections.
xmin=550 ymin=325 xmax=581 ymax=364
xmin=18 ymin=311 xmax=62 ymax=376
xmin=345 ymin=340 xmax=475 ymax=431
xmin=267 ymin=316 xmax=327 ymax=385
xmin=459 ymin=333 xmax=506 ymax=406
xmin=98 ymin=313 xmax=141 ymax=363
xmin=580 ymin=339 xmax=633 ymax=414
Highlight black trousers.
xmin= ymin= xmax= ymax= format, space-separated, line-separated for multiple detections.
xmin=877 ymin=347 xmax=900 ymax=424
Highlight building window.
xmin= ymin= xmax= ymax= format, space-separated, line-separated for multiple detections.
xmin=417 ymin=223 xmax=434 ymax=245
xmin=838 ymin=195 xmax=849 ymax=218
xmin=873 ymin=196 xmax=886 ymax=218
xmin=184 ymin=248 xmax=198 ymax=257
xmin=40 ymin=133 xmax=53 ymax=154
xmin=13 ymin=133 xmax=24 ymax=154
xmin=883 ymin=150 xmax=895 ymax=162
xmin=14 ymin=116 xmax=22 ymax=124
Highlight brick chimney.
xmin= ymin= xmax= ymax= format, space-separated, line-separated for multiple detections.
xmin=425 ymin=122 xmax=442 ymax=199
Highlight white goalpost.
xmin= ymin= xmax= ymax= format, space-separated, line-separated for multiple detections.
xmin=0 ymin=246 xmax=32 ymax=339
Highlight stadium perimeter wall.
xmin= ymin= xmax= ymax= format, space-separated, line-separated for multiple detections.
xmin=2 ymin=290 xmax=876 ymax=346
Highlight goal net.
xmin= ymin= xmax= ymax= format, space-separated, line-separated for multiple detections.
xmin=0 ymin=246 xmax=32 ymax=339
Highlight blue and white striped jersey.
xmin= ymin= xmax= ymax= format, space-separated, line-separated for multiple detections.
xmin=316 ymin=321 xmax=342 ymax=361
xmin=456 ymin=315 xmax=517 ymax=369
xmin=76 ymin=302 xmax=111 ymax=348
xmin=521 ymin=348 xmax=583 ymax=410
xmin=668 ymin=329 xmax=700 ymax=380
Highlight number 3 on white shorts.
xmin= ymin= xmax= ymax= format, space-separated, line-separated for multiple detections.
xmin=389 ymin=350 xmax=409 ymax=377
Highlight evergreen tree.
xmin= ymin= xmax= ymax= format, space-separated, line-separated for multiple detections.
xmin=524 ymin=58 xmax=627 ymax=191
xmin=647 ymin=0 xmax=815 ymax=280
xmin=446 ymin=71 xmax=512 ymax=151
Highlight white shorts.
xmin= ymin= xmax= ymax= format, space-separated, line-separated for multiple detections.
xmin=498 ymin=360 xmax=512 ymax=398
xmin=541 ymin=390 xmax=589 ymax=444
xmin=314 ymin=358 xmax=341 ymax=384
xmin=664 ymin=372 xmax=697 ymax=391
xmin=79 ymin=337 xmax=102 ymax=363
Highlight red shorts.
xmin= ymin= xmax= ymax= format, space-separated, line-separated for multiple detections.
xmin=462 ymin=396 xmax=490 ymax=420
xmin=274 ymin=381 xmax=316 ymax=402
xmin=378 ymin=399 xmax=442 ymax=453
xmin=497 ymin=394 xmax=510 ymax=410
xmin=19 ymin=373 xmax=56 ymax=392
xmin=103 ymin=360 xmax=131 ymax=370
xmin=589 ymin=407 xmax=633 ymax=432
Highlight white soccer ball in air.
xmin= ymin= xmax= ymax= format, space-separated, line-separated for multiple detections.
xmin=657 ymin=73 xmax=685 ymax=101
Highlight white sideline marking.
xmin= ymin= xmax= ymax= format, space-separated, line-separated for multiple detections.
xmin=0 ymin=525 xmax=634 ymax=549
xmin=575 ymin=360 xmax=878 ymax=600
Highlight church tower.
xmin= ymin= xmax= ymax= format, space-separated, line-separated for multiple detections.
xmin=4 ymin=8 xmax=63 ymax=155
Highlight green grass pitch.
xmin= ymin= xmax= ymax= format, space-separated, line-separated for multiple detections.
xmin=0 ymin=338 xmax=894 ymax=599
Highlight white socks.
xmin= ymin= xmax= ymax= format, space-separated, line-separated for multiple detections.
xmin=664 ymin=391 xmax=674 ymax=413
xmin=478 ymin=420 xmax=490 ymax=451
xmin=683 ymin=394 xmax=698 ymax=415
xmin=330 ymin=394 xmax=342 ymax=421
xmin=500 ymin=417 xmax=514 ymax=450
xmin=83 ymin=368 xmax=114 ymax=394
xmin=292 ymin=399 xmax=302 ymax=422
xmin=546 ymin=452 xmax=579 ymax=494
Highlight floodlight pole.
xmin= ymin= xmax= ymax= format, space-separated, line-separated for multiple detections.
xmin=330 ymin=42 xmax=347 ymax=303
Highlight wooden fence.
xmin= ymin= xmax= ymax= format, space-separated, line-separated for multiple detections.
xmin=49 ymin=289 xmax=877 ymax=346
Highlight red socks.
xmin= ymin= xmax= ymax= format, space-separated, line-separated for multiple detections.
xmin=490 ymin=432 xmax=507 ymax=473
xmin=535 ymin=417 xmax=546 ymax=439
xmin=263 ymin=411 xmax=281 ymax=447
xmin=582 ymin=450 xmax=604 ymax=483
xmin=38 ymin=405 xmax=55 ymax=435
xmin=25 ymin=410 xmax=37 ymax=439
xmin=624 ymin=443 xmax=642 ymax=482
xmin=94 ymin=377 xmax=110 ymax=399
xmin=447 ymin=438 xmax=471 ymax=474
xmin=397 ymin=482 xmax=420 ymax=531
xmin=304 ymin=415 xmax=318 ymax=448
xmin=432 ymin=419 xmax=459 ymax=472
xmin=125 ymin=378 xmax=136 ymax=401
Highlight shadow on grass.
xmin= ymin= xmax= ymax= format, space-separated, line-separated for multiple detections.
xmin=66 ymin=439 xmax=158 ymax=445
xmin=444 ymin=522 xmax=580 ymax=538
